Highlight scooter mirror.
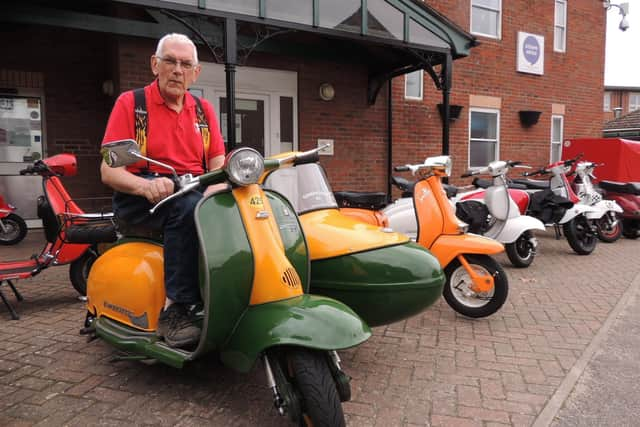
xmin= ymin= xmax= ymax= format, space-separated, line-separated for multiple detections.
xmin=101 ymin=139 xmax=142 ymax=168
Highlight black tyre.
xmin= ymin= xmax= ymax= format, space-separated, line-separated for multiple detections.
xmin=0 ymin=213 xmax=28 ymax=245
xmin=563 ymin=216 xmax=597 ymax=255
xmin=443 ymin=254 xmax=508 ymax=318
xmin=595 ymin=215 xmax=622 ymax=243
xmin=622 ymin=220 xmax=639 ymax=239
xmin=288 ymin=348 xmax=345 ymax=427
xmin=69 ymin=248 xmax=98 ymax=296
xmin=505 ymin=231 xmax=536 ymax=268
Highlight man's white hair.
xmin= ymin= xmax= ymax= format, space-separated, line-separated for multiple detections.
xmin=155 ymin=33 xmax=199 ymax=64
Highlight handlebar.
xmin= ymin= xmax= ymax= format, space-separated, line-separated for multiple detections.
xmin=394 ymin=166 xmax=410 ymax=172
xmin=19 ymin=160 xmax=52 ymax=176
xmin=522 ymin=167 xmax=548 ymax=177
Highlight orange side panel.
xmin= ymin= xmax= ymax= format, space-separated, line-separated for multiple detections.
xmin=234 ymin=185 xmax=304 ymax=305
xmin=430 ymin=234 xmax=504 ymax=268
xmin=87 ymin=242 xmax=165 ymax=331
xmin=300 ymin=209 xmax=409 ymax=261
xmin=339 ymin=208 xmax=388 ymax=227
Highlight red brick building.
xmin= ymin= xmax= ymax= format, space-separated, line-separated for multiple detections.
xmin=604 ymin=86 xmax=640 ymax=122
xmin=1 ymin=1 xmax=606 ymax=219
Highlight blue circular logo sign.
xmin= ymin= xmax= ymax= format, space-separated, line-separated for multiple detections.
xmin=523 ymin=35 xmax=540 ymax=65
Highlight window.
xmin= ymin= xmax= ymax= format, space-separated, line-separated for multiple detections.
xmin=0 ymin=95 xmax=44 ymax=163
xmin=551 ymin=115 xmax=563 ymax=163
xmin=604 ymin=92 xmax=611 ymax=112
xmin=630 ymin=93 xmax=640 ymax=112
xmin=469 ymin=108 xmax=499 ymax=168
xmin=405 ymin=70 xmax=423 ymax=100
xmin=554 ymin=0 xmax=567 ymax=52
xmin=471 ymin=0 xmax=501 ymax=39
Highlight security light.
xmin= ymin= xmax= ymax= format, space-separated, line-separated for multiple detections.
xmin=603 ymin=1 xmax=631 ymax=32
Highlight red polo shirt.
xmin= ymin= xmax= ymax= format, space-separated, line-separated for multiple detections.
xmin=102 ymin=81 xmax=225 ymax=175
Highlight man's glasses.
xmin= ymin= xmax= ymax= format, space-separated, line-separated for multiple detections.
xmin=157 ymin=56 xmax=196 ymax=71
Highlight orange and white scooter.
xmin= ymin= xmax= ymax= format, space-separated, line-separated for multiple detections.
xmin=338 ymin=156 xmax=508 ymax=318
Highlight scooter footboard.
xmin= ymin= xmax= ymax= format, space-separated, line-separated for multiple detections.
xmin=219 ymin=294 xmax=371 ymax=373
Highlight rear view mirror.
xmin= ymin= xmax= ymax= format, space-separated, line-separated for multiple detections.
xmin=101 ymin=139 xmax=142 ymax=167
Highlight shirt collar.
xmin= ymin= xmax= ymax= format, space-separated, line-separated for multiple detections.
xmin=148 ymin=79 xmax=195 ymax=109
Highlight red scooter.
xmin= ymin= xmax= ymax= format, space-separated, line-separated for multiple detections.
xmin=0 ymin=154 xmax=116 ymax=319
xmin=596 ymin=181 xmax=640 ymax=239
xmin=0 ymin=194 xmax=28 ymax=245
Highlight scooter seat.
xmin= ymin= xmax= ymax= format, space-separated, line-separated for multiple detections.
xmin=511 ymin=178 xmax=550 ymax=190
xmin=472 ymin=178 xmax=491 ymax=189
xmin=390 ymin=176 xmax=415 ymax=194
xmin=333 ymin=191 xmax=388 ymax=210
xmin=599 ymin=180 xmax=640 ymax=196
xmin=115 ymin=218 xmax=164 ymax=242
xmin=473 ymin=177 xmax=528 ymax=190
xmin=442 ymin=183 xmax=458 ymax=198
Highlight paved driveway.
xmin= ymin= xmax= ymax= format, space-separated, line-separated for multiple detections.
xmin=1 ymin=230 xmax=639 ymax=426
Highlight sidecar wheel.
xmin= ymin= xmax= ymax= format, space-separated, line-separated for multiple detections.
xmin=595 ymin=215 xmax=622 ymax=243
xmin=505 ymin=231 xmax=536 ymax=268
xmin=69 ymin=248 xmax=98 ymax=296
xmin=443 ymin=254 xmax=508 ymax=318
xmin=288 ymin=348 xmax=345 ymax=427
xmin=563 ymin=216 xmax=597 ymax=255
xmin=0 ymin=213 xmax=28 ymax=245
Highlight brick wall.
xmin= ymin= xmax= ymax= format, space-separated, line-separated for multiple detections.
xmin=393 ymin=0 xmax=606 ymax=184
xmin=0 ymin=27 xmax=114 ymax=210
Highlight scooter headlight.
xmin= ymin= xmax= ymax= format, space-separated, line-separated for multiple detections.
xmin=224 ymin=147 xmax=265 ymax=186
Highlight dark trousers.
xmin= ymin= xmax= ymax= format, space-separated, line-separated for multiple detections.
xmin=112 ymin=187 xmax=203 ymax=305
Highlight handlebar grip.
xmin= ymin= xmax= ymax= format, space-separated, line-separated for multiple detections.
xmin=293 ymin=150 xmax=320 ymax=166
xmin=19 ymin=168 xmax=30 ymax=175
xmin=508 ymin=161 xmax=522 ymax=167
xmin=394 ymin=166 xmax=410 ymax=172
xmin=460 ymin=172 xmax=473 ymax=178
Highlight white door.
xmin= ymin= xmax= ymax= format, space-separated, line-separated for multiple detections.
xmin=193 ymin=64 xmax=298 ymax=157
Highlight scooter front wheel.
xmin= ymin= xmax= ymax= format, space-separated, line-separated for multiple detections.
xmin=0 ymin=213 xmax=28 ymax=245
xmin=595 ymin=215 xmax=622 ymax=243
xmin=443 ymin=254 xmax=508 ymax=318
xmin=505 ymin=231 xmax=536 ymax=268
xmin=287 ymin=348 xmax=346 ymax=427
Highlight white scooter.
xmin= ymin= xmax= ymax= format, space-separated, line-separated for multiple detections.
xmin=570 ymin=161 xmax=624 ymax=243
xmin=451 ymin=161 xmax=546 ymax=268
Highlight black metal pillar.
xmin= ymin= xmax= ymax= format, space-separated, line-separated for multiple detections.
xmin=441 ymin=53 xmax=452 ymax=155
xmin=224 ymin=18 xmax=237 ymax=150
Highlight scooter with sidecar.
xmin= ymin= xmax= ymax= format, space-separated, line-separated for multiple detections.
xmin=84 ymin=140 xmax=371 ymax=426
xmin=261 ymin=152 xmax=446 ymax=327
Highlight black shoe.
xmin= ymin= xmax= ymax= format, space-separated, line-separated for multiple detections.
xmin=157 ymin=303 xmax=201 ymax=349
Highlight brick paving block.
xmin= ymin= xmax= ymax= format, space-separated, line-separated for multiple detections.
xmin=458 ymin=405 xmax=510 ymax=423
xmin=431 ymin=414 xmax=482 ymax=427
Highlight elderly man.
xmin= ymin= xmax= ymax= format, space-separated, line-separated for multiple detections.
xmin=100 ymin=33 xmax=226 ymax=349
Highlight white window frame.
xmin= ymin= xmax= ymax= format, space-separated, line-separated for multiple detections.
xmin=629 ymin=92 xmax=640 ymax=112
xmin=604 ymin=91 xmax=611 ymax=112
xmin=470 ymin=0 xmax=502 ymax=39
xmin=468 ymin=107 xmax=500 ymax=169
xmin=554 ymin=0 xmax=567 ymax=52
xmin=404 ymin=70 xmax=423 ymax=100
xmin=551 ymin=115 xmax=564 ymax=163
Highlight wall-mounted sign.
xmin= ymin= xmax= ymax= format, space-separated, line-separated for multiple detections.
xmin=517 ymin=32 xmax=544 ymax=75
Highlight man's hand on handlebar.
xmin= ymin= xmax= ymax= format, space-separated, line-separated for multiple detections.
xmin=141 ymin=177 xmax=175 ymax=204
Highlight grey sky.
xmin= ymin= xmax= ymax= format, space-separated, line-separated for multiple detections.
xmin=604 ymin=0 xmax=639 ymax=87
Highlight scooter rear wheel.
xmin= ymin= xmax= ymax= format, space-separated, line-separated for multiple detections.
xmin=443 ymin=254 xmax=508 ymax=318
xmin=287 ymin=348 xmax=346 ymax=427
xmin=563 ymin=216 xmax=597 ymax=255
xmin=622 ymin=220 xmax=639 ymax=239
xmin=505 ymin=231 xmax=536 ymax=268
xmin=0 ymin=213 xmax=28 ymax=245
xmin=69 ymin=247 xmax=98 ymax=296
